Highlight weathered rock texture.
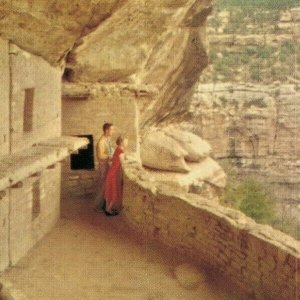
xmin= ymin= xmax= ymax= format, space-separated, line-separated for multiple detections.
xmin=58 ymin=0 xmax=214 ymax=198
xmin=122 ymin=154 xmax=300 ymax=300
xmin=139 ymin=127 xmax=225 ymax=201
xmin=180 ymin=82 xmax=300 ymax=219
xmin=0 ymin=0 xmax=124 ymax=65
xmin=65 ymin=0 xmax=212 ymax=126
xmin=141 ymin=127 xmax=212 ymax=172
xmin=190 ymin=4 xmax=300 ymax=238
xmin=0 ymin=0 xmax=212 ymax=127
xmin=1 ymin=2 xmax=299 ymax=298
xmin=186 ymin=83 xmax=300 ymax=158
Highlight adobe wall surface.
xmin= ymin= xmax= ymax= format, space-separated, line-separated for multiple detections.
xmin=0 ymin=164 xmax=61 ymax=272
xmin=61 ymin=83 xmax=139 ymax=198
xmin=122 ymin=155 xmax=300 ymax=300
xmin=10 ymin=44 xmax=62 ymax=154
xmin=0 ymin=190 xmax=9 ymax=272
xmin=0 ymin=38 xmax=10 ymax=156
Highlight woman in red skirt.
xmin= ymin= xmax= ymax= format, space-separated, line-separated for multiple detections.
xmin=104 ymin=136 xmax=128 ymax=216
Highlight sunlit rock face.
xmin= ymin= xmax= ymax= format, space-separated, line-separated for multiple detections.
xmin=0 ymin=0 xmax=212 ymax=126
xmin=0 ymin=0 xmax=123 ymax=65
xmin=67 ymin=0 xmax=212 ymax=126
xmin=140 ymin=127 xmax=226 ymax=201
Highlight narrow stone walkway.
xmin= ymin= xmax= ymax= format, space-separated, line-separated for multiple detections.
xmin=0 ymin=195 xmax=240 ymax=300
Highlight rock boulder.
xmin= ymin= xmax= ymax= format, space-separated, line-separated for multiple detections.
xmin=140 ymin=129 xmax=190 ymax=173
xmin=163 ymin=128 xmax=212 ymax=162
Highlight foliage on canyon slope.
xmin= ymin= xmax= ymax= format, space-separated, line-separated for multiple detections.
xmin=220 ymin=160 xmax=300 ymax=240
xmin=217 ymin=0 xmax=300 ymax=9
xmin=203 ymin=0 xmax=300 ymax=83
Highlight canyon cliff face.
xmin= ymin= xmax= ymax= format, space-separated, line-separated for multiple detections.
xmin=182 ymin=6 xmax=300 ymax=234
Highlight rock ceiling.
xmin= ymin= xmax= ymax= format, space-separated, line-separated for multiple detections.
xmin=0 ymin=0 xmax=212 ymax=125
xmin=0 ymin=0 xmax=124 ymax=65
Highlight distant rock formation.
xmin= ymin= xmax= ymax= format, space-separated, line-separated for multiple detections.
xmin=186 ymin=83 xmax=300 ymax=159
xmin=183 ymin=82 xmax=300 ymax=214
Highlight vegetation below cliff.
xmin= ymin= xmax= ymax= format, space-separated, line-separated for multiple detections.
xmin=202 ymin=0 xmax=300 ymax=83
xmin=220 ymin=160 xmax=300 ymax=240
xmin=217 ymin=0 xmax=300 ymax=9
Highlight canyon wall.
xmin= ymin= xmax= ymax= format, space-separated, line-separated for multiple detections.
xmin=182 ymin=5 xmax=300 ymax=228
xmin=185 ymin=83 xmax=300 ymax=159
xmin=179 ymin=82 xmax=300 ymax=230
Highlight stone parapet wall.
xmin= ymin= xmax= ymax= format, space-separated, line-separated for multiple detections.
xmin=122 ymin=155 xmax=300 ymax=299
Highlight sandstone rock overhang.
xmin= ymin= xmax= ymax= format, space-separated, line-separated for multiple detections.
xmin=0 ymin=0 xmax=213 ymax=126
xmin=0 ymin=0 xmax=125 ymax=65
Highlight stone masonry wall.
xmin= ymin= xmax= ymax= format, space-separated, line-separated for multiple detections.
xmin=0 ymin=38 xmax=10 ymax=156
xmin=10 ymin=44 xmax=62 ymax=154
xmin=61 ymin=83 xmax=139 ymax=198
xmin=122 ymin=155 xmax=300 ymax=300
xmin=0 ymin=164 xmax=61 ymax=272
xmin=0 ymin=190 xmax=9 ymax=272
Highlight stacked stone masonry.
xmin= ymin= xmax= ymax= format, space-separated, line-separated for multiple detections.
xmin=122 ymin=155 xmax=300 ymax=300
xmin=0 ymin=37 xmax=87 ymax=273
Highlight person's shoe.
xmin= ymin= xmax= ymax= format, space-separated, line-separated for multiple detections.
xmin=101 ymin=201 xmax=106 ymax=211
xmin=104 ymin=210 xmax=119 ymax=217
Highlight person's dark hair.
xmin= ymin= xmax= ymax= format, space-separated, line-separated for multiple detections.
xmin=116 ymin=136 xmax=124 ymax=146
xmin=103 ymin=122 xmax=113 ymax=133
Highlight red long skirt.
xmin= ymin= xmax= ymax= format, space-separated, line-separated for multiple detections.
xmin=104 ymin=147 xmax=123 ymax=212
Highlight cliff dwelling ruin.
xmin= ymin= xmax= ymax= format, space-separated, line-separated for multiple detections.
xmin=0 ymin=1 xmax=299 ymax=299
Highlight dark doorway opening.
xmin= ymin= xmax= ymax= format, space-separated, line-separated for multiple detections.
xmin=70 ymin=135 xmax=95 ymax=170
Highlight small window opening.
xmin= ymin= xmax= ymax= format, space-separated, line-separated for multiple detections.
xmin=70 ymin=135 xmax=95 ymax=170
xmin=229 ymin=138 xmax=236 ymax=158
xmin=23 ymin=88 xmax=34 ymax=132
xmin=32 ymin=180 xmax=41 ymax=220
xmin=63 ymin=68 xmax=75 ymax=82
